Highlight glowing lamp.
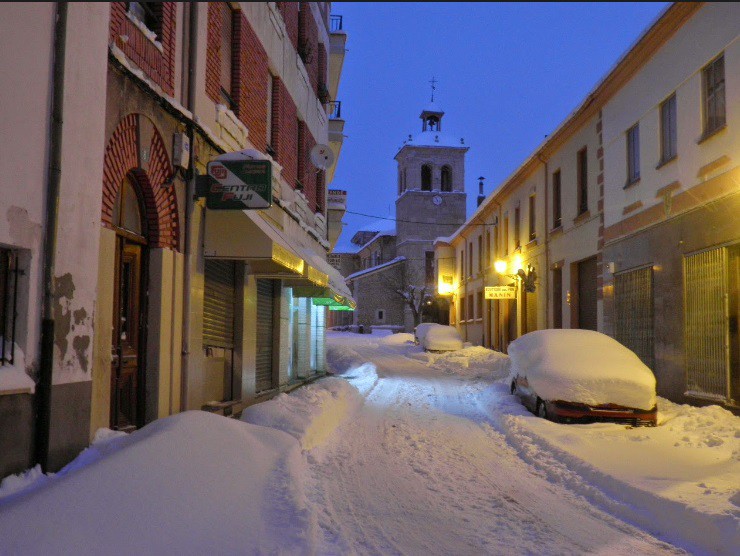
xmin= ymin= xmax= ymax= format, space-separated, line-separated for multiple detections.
xmin=494 ymin=259 xmax=507 ymax=274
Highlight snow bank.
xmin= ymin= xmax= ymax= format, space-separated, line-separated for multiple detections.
xmin=416 ymin=324 xmax=464 ymax=351
xmin=0 ymin=412 xmax=314 ymax=554
xmin=379 ymin=332 xmax=415 ymax=346
xmin=477 ymin=383 xmax=740 ymax=556
xmin=508 ymin=329 xmax=656 ymax=409
xmin=241 ymin=378 xmax=365 ymax=451
xmin=409 ymin=345 xmax=511 ymax=379
xmin=0 ymin=428 xmax=129 ymax=503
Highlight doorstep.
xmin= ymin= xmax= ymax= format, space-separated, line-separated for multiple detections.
xmin=201 ymin=399 xmax=240 ymax=417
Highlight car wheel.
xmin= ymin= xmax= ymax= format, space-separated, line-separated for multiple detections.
xmin=536 ymin=399 xmax=548 ymax=420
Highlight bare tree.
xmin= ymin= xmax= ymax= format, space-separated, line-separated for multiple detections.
xmin=393 ymin=283 xmax=434 ymax=328
xmin=375 ymin=263 xmax=433 ymax=328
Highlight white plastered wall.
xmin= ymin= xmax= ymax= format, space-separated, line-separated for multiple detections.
xmin=603 ymin=3 xmax=740 ymax=230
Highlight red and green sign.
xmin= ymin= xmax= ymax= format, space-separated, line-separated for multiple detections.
xmin=206 ymin=159 xmax=272 ymax=210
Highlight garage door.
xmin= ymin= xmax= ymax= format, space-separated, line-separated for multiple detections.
xmin=256 ymin=279 xmax=276 ymax=392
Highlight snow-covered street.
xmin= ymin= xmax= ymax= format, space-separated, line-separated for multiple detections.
xmin=0 ymin=330 xmax=737 ymax=555
xmin=310 ymin=333 xmax=683 ymax=555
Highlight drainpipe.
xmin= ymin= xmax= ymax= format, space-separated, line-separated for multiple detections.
xmin=180 ymin=2 xmax=198 ymax=411
xmin=35 ymin=2 xmax=68 ymax=471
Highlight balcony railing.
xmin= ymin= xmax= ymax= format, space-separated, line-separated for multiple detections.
xmin=328 ymin=101 xmax=342 ymax=119
xmin=330 ymin=15 xmax=343 ymax=32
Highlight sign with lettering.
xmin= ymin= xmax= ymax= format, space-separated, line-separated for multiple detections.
xmin=206 ymin=159 xmax=272 ymax=210
xmin=485 ymin=286 xmax=516 ymax=300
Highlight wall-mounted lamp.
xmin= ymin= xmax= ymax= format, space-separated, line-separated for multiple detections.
xmin=494 ymin=258 xmax=537 ymax=293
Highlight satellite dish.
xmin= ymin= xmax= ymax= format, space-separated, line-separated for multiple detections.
xmin=310 ymin=144 xmax=335 ymax=170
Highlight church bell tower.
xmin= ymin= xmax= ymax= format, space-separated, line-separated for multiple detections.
xmin=394 ymin=90 xmax=469 ymax=269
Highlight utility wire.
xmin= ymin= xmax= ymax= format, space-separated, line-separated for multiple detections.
xmin=344 ymin=210 xmax=497 ymax=228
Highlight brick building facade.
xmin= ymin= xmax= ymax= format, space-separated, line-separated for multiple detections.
xmin=0 ymin=2 xmax=352 ymax=479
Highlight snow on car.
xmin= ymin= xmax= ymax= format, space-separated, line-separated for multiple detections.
xmin=414 ymin=323 xmax=464 ymax=352
xmin=508 ymin=329 xmax=657 ymax=426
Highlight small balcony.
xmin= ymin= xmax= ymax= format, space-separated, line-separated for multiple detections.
xmin=327 ymin=100 xmax=345 ymax=186
xmin=328 ymin=101 xmax=342 ymax=119
xmin=330 ymin=15 xmax=343 ymax=32
xmin=328 ymin=14 xmax=347 ymax=102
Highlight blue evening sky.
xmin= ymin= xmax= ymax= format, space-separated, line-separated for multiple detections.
xmin=329 ymin=1 xmax=670 ymax=251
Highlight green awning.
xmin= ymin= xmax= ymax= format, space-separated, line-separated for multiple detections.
xmin=293 ymin=286 xmax=355 ymax=311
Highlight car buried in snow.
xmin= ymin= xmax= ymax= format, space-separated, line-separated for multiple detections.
xmin=508 ymin=329 xmax=658 ymax=426
xmin=414 ymin=323 xmax=464 ymax=352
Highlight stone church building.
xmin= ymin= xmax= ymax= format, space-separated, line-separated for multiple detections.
xmin=332 ymin=101 xmax=469 ymax=332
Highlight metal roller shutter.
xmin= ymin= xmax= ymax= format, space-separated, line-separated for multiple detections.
xmin=312 ymin=305 xmax=325 ymax=372
xmin=615 ymin=266 xmax=654 ymax=369
xmin=203 ymin=260 xmax=236 ymax=349
xmin=684 ymin=247 xmax=729 ymax=400
xmin=256 ymin=279 xmax=275 ymax=392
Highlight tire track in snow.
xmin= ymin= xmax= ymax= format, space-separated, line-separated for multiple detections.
xmin=304 ymin=341 xmax=685 ymax=555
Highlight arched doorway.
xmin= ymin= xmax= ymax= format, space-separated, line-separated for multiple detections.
xmin=110 ymin=175 xmax=148 ymax=431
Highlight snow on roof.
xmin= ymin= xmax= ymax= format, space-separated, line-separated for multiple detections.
xmin=402 ymin=130 xmax=467 ymax=149
xmin=358 ymin=219 xmax=396 ymax=234
xmin=421 ymin=101 xmax=444 ymax=114
xmin=331 ymin=238 xmax=360 ymax=255
xmin=345 ymin=256 xmax=406 ymax=281
xmin=357 ymin=230 xmax=396 ymax=252
xmin=508 ymin=329 xmax=657 ymax=410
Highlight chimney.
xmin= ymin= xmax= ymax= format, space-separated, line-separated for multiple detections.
xmin=477 ymin=176 xmax=486 ymax=207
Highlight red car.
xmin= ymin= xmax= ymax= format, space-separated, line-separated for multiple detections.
xmin=508 ymin=330 xmax=658 ymax=427
xmin=510 ymin=375 xmax=657 ymax=426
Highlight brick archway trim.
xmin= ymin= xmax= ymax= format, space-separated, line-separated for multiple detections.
xmin=102 ymin=114 xmax=179 ymax=250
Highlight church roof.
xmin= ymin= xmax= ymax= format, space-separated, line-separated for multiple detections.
xmin=345 ymin=256 xmax=406 ymax=281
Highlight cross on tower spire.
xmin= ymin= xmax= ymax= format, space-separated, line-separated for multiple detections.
xmin=429 ymin=76 xmax=437 ymax=102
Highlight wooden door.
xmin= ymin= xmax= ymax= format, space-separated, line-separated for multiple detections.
xmin=111 ymin=240 xmax=143 ymax=431
xmin=577 ymin=256 xmax=598 ymax=331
